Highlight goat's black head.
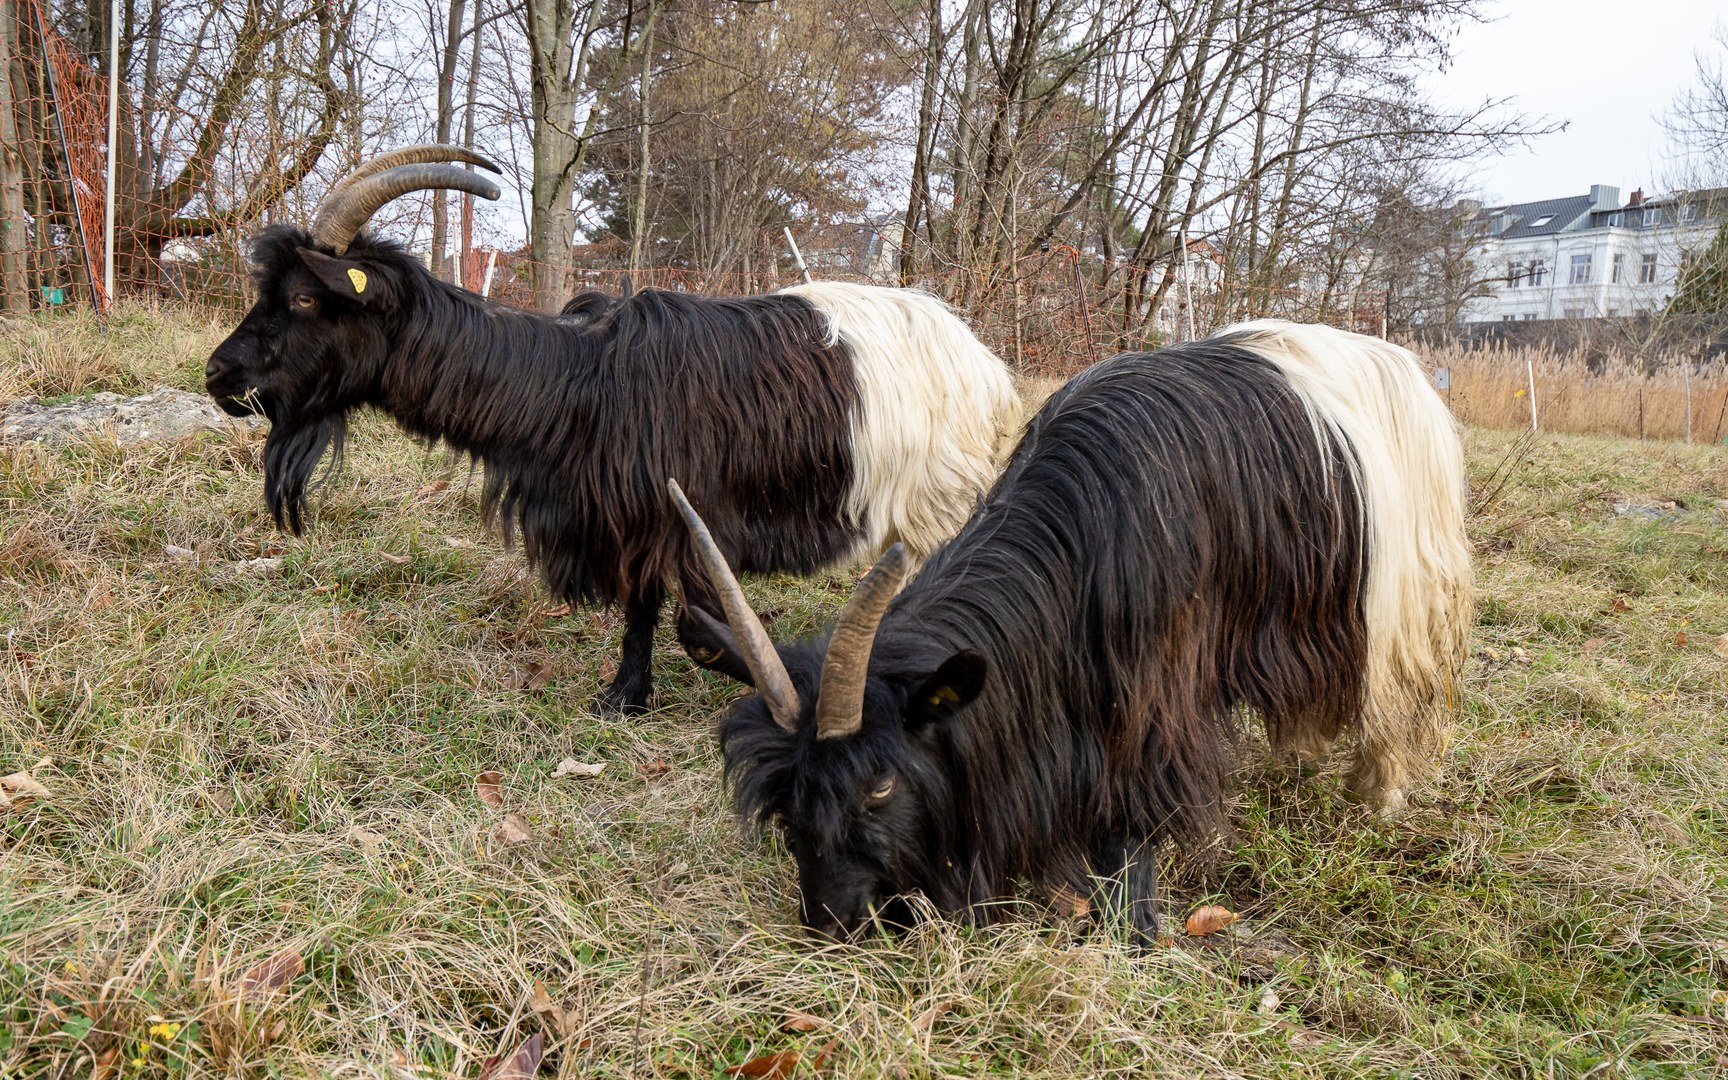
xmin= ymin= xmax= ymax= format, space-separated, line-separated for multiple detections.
xmin=205 ymin=145 xmax=501 ymax=532
xmin=668 ymin=480 xmax=988 ymax=941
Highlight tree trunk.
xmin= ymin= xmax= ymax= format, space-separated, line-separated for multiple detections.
xmin=0 ymin=4 xmax=30 ymax=313
xmin=627 ymin=3 xmax=658 ymax=272
xmin=431 ymin=0 xmax=468 ymax=281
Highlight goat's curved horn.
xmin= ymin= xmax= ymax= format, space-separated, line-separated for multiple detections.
xmin=814 ymin=543 xmax=906 ymax=740
xmin=324 ymin=144 xmax=501 ymax=203
xmin=313 ymin=159 xmax=502 ymax=253
xmin=666 ymin=479 xmax=801 ymax=731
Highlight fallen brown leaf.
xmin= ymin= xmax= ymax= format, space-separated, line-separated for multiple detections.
xmin=637 ymin=758 xmax=671 ymax=779
xmin=1582 ymin=637 xmax=1607 ymax=654
xmin=476 ymin=771 xmax=505 ymax=808
xmin=529 ymin=981 xmax=578 ymax=1038
xmin=1610 ymin=595 xmax=1632 ymax=613
xmin=492 ymin=813 xmax=533 ymax=845
xmin=780 ymin=1011 xmax=824 ymax=1033
xmin=477 ymin=1032 xmax=544 ymax=1080
xmin=444 ymin=536 xmax=477 ymax=549
xmin=416 ymin=480 xmax=452 ymax=497
xmin=1714 ymin=634 xmax=1728 ymax=660
xmin=164 ymin=544 xmax=196 ymax=562
xmin=550 ymin=759 xmax=605 ymax=779
xmin=0 ymin=761 xmax=51 ymax=811
xmin=514 ymin=661 xmax=554 ymax=691
xmin=239 ymin=947 xmax=305 ymax=1001
xmin=1184 ymin=904 xmax=1239 ymax=937
xmin=725 ymin=1050 xmax=801 ymax=1078
xmin=541 ymin=603 xmax=572 ymax=618
xmin=349 ymin=827 xmax=385 ymax=855
xmin=1509 ymin=646 xmax=1531 ymax=664
xmin=910 ymin=999 xmax=955 ymax=1035
xmin=1674 ymin=631 xmax=1689 ymax=649
xmin=379 ymin=552 xmax=411 ymax=565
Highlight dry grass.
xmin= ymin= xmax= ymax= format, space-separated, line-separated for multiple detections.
xmin=1421 ymin=340 xmax=1728 ymax=445
xmin=3 ymin=311 xmax=1728 ymax=1078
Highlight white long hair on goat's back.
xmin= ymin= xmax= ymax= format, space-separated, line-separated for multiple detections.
xmin=786 ymin=281 xmax=1024 ymax=563
xmin=1224 ymin=319 xmax=1473 ymax=809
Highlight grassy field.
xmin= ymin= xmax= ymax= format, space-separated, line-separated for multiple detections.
xmin=3 ymin=305 xmax=1727 ymax=1078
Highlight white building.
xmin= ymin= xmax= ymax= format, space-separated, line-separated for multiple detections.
xmin=1459 ymin=185 xmax=1725 ymax=323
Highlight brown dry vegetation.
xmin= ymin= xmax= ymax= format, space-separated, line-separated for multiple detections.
xmin=1422 ymin=340 xmax=1728 ymax=445
xmin=2 ymin=306 xmax=1727 ymax=1078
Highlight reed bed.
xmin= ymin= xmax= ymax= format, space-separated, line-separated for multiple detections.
xmin=1421 ymin=340 xmax=1728 ymax=445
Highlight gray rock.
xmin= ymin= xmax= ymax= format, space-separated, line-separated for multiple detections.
xmin=0 ymin=386 xmax=266 ymax=447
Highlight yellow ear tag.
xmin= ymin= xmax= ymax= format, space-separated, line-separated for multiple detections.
xmin=928 ymin=686 xmax=960 ymax=706
xmin=347 ymin=267 xmax=368 ymax=294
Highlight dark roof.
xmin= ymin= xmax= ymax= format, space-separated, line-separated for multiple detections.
xmin=1486 ymin=195 xmax=1595 ymax=239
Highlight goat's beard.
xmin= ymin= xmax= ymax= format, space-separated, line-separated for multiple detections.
xmin=262 ymin=414 xmax=348 ymax=535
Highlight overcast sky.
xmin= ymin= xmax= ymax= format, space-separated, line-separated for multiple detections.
xmin=1431 ymin=0 xmax=1724 ymax=206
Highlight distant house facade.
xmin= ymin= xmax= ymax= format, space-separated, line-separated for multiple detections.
xmin=1459 ymin=185 xmax=1727 ymax=323
xmin=799 ymin=216 xmax=904 ymax=280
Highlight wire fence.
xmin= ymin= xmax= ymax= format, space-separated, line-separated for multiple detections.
xmin=1 ymin=0 xmax=1387 ymax=380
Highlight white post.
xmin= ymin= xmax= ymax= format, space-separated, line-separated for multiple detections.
xmin=481 ymin=249 xmax=498 ymax=298
xmin=1526 ymin=357 xmax=1539 ymax=432
xmin=103 ymin=0 xmax=120 ymax=309
xmin=1683 ymin=363 xmax=1692 ymax=445
xmin=1181 ymin=232 xmax=1196 ymax=342
xmin=784 ymin=226 xmax=811 ymax=284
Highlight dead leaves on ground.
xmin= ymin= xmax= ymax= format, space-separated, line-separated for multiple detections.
xmin=475 ymin=771 xmax=505 ymax=808
xmin=1185 ymin=905 xmax=1240 ymax=937
xmin=478 ymin=1032 xmax=544 ymax=1080
xmin=725 ymin=1039 xmax=836 ymax=1078
xmin=1 ymin=758 xmax=52 ymax=813
xmin=529 ymin=981 xmax=580 ymax=1039
xmin=238 ymin=947 xmax=305 ymax=1002
xmin=550 ymin=758 xmax=605 ymax=779
xmin=474 ymin=770 xmax=534 ymax=847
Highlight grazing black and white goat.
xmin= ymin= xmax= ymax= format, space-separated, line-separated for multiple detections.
xmin=672 ymin=321 xmax=1473 ymax=943
xmin=204 ymin=145 xmax=1022 ymax=715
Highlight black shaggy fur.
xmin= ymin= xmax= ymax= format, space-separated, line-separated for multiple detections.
xmin=693 ymin=338 xmax=1369 ymax=943
xmin=207 ymin=226 xmax=863 ymax=712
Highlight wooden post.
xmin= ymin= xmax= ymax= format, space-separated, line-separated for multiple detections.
xmin=1683 ymin=362 xmax=1692 ymax=445
xmin=1526 ymin=357 xmax=1538 ymax=432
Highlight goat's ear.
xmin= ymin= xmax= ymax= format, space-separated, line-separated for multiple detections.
xmin=905 ymin=651 xmax=987 ymax=731
xmin=676 ymin=603 xmax=757 ymax=687
xmin=298 ymin=248 xmax=389 ymax=306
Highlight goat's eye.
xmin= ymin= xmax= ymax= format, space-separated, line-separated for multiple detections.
xmin=293 ymin=294 xmax=316 ymax=309
xmin=868 ymin=777 xmax=895 ymax=802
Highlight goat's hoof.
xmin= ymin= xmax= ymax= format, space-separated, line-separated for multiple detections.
xmin=591 ymin=686 xmax=650 ymax=718
xmin=1342 ymin=784 xmax=1407 ymax=814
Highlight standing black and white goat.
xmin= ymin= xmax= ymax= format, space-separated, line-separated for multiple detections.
xmin=204 ymin=146 xmax=1022 ymax=714
xmin=672 ymin=322 xmax=1472 ymax=943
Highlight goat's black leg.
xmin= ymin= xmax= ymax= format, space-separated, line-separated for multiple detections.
xmin=593 ymin=587 xmax=662 ymax=716
xmin=1091 ymin=832 xmax=1161 ymax=949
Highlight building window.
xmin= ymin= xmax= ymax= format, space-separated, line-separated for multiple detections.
xmin=1640 ymin=254 xmax=1657 ymax=283
xmin=1643 ymin=208 xmax=1659 ymax=226
xmin=1608 ymin=212 xmax=1624 ymax=227
xmin=1611 ymin=253 xmax=1624 ymax=282
xmin=1529 ymin=259 xmax=1547 ymax=285
xmin=1607 ymin=308 xmax=1618 ymax=317
xmin=1507 ymin=263 xmax=1522 ymax=288
xmin=1569 ymin=254 xmax=1592 ymax=284
xmin=1501 ymin=314 xmax=1515 ymax=322
xmin=1681 ymin=205 xmax=1698 ymax=223
xmin=1563 ymin=307 xmax=1585 ymax=319
xmin=1523 ymin=313 xmax=1538 ymax=321
xmin=1529 ymin=215 xmax=1555 ymax=228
